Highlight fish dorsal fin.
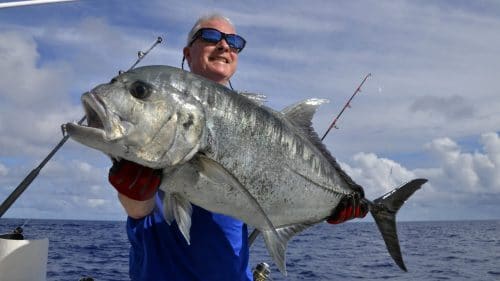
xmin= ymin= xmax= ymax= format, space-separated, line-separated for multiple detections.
xmin=282 ymin=99 xmax=363 ymax=193
xmin=282 ymin=98 xmax=329 ymax=149
xmin=282 ymin=98 xmax=328 ymax=135
xmin=282 ymin=98 xmax=328 ymax=127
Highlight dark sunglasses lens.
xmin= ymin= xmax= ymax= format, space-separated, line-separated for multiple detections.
xmin=200 ymin=29 xmax=222 ymax=43
xmin=226 ymin=35 xmax=246 ymax=50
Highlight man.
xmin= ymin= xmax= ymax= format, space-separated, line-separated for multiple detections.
xmin=108 ymin=13 xmax=366 ymax=281
xmin=109 ymin=14 xmax=252 ymax=281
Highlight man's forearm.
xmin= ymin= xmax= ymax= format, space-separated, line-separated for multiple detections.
xmin=118 ymin=193 xmax=156 ymax=219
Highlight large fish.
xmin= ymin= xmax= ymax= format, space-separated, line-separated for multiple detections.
xmin=63 ymin=65 xmax=426 ymax=275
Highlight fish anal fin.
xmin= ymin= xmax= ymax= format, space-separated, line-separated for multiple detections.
xmin=170 ymin=194 xmax=193 ymax=245
xmin=262 ymin=229 xmax=287 ymax=276
xmin=259 ymin=223 xmax=315 ymax=276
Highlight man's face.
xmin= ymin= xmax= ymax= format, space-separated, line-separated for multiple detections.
xmin=184 ymin=19 xmax=239 ymax=85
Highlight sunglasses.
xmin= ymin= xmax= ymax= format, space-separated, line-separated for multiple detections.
xmin=189 ymin=28 xmax=246 ymax=53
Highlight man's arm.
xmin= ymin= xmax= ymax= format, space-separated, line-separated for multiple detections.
xmin=118 ymin=194 xmax=156 ymax=219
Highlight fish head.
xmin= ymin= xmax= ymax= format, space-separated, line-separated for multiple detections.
xmin=64 ymin=66 xmax=205 ymax=168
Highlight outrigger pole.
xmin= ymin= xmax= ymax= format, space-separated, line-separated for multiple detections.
xmin=0 ymin=0 xmax=77 ymax=9
xmin=320 ymin=73 xmax=371 ymax=141
xmin=0 ymin=37 xmax=163 ymax=218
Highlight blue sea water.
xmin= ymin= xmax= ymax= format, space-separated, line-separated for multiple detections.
xmin=1 ymin=219 xmax=499 ymax=281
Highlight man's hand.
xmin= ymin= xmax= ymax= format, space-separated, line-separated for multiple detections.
xmin=108 ymin=159 xmax=162 ymax=201
xmin=327 ymin=195 xmax=368 ymax=224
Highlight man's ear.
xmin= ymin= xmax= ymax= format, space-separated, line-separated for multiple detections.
xmin=183 ymin=47 xmax=191 ymax=67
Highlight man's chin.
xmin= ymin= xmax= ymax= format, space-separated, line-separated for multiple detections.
xmin=205 ymin=66 xmax=235 ymax=84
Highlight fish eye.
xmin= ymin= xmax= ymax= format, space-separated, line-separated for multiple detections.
xmin=129 ymin=81 xmax=152 ymax=99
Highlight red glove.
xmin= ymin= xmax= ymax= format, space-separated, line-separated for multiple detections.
xmin=108 ymin=159 xmax=162 ymax=201
xmin=327 ymin=195 xmax=368 ymax=224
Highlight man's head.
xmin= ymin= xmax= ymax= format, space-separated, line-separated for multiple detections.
xmin=183 ymin=14 xmax=245 ymax=85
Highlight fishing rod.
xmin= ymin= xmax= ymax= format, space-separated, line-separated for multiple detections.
xmin=320 ymin=73 xmax=371 ymax=141
xmin=0 ymin=37 xmax=163 ymax=219
xmin=0 ymin=116 xmax=85 ymax=218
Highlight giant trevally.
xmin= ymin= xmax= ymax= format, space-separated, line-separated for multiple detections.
xmin=63 ymin=65 xmax=427 ymax=275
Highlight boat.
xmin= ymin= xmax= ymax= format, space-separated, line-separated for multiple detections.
xmin=0 ymin=229 xmax=48 ymax=281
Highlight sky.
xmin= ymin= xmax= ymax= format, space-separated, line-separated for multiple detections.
xmin=0 ymin=0 xmax=499 ymax=222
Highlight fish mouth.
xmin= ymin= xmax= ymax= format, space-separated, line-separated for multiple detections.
xmin=83 ymin=94 xmax=104 ymax=130
xmin=80 ymin=92 xmax=130 ymax=141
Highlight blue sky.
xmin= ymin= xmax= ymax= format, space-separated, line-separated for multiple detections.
xmin=0 ymin=0 xmax=499 ymax=221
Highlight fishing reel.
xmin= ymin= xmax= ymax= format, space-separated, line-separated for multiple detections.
xmin=253 ymin=262 xmax=272 ymax=281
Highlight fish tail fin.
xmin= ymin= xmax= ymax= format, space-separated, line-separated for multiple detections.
xmin=370 ymin=178 xmax=427 ymax=271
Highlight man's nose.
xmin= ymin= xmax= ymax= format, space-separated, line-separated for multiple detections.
xmin=216 ymin=38 xmax=231 ymax=51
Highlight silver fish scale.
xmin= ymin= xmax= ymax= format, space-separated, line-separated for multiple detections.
xmin=186 ymin=81 xmax=357 ymax=225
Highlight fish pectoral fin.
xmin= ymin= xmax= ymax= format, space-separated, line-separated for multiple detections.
xmin=195 ymin=154 xmax=275 ymax=230
xmin=195 ymin=155 xmax=289 ymax=272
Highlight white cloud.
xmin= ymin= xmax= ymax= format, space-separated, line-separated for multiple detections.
xmin=0 ymin=31 xmax=71 ymax=107
xmin=86 ymin=198 xmax=107 ymax=208
xmin=423 ymin=132 xmax=500 ymax=194
xmin=0 ymin=31 xmax=82 ymax=158
xmin=3 ymin=158 xmax=125 ymax=220
xmin=341 ymin=132 xmax=500 ymax=218
xmin=341 ymin=152 xmax=418 ymax=199
xmin=410 ymin=95 xmax=476 ymax=120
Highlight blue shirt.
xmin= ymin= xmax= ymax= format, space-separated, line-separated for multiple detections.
xmin=126 ymin=193 xmax=252 ymax=281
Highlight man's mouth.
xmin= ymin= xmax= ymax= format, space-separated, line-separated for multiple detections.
xmin=209 ymin=56 xmax=229 ymax=63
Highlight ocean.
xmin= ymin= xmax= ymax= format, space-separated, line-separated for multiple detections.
xmin=1 ymin=219 xmax=499 ymax=281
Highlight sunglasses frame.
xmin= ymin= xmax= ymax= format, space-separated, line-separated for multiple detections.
xmin=189 ymin=28 xmax=246 ymax=53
